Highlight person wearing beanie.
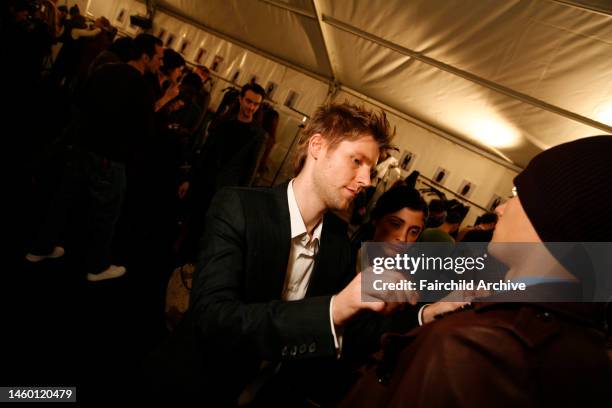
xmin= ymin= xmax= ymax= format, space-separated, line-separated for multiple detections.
xmin=339 ymin=135 xmax=612 ymax=408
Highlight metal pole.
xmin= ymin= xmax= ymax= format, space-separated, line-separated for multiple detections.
xmin=271 ymin=124 xmax=304 ymax=186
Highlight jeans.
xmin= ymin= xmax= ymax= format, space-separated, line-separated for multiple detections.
xmin=31 ymin=148 xmax=126 ymax=275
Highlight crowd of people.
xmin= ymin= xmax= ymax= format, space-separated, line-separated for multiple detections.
xmin=4 ymin=0 xmax=610 ymax=405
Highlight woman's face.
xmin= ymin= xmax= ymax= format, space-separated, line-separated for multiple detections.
xmin=373 ymin=208 xmax=425 ymax=243
xmin=169 ymin=66 xmax=183 ymax=82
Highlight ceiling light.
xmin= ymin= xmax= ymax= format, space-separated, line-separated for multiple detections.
xmin=594 ymin=102 xmax=612 ymax=126
xmin=469 ymin=118 xmax=520 ymax=148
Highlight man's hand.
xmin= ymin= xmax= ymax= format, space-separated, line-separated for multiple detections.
xmin=155 ymin=82 xmax=181 ymax=112
xmin=333 ymin=273 xmax=384 ymax=326
xmin=165 ymin=81 xmax=181 ymax=100
xmin=332 ymin=270 xmax=418 ymax=327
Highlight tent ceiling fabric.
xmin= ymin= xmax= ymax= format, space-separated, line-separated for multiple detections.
xmin=158 ymin=0 xmax=333 ymax=78
xmin=157 ymin=0 xmax=612 ymax=168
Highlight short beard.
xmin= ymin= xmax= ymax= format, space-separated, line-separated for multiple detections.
xmin=313 ymin=170 xmax=348 ymax=211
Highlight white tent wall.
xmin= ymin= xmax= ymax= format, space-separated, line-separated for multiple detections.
xmin=334 ymin=90 xmax=517 ymax=227
xmin=158 ymin=0 xmax=334 ymax=79
xmin=85 ymin=0 xmax=142 ymax=24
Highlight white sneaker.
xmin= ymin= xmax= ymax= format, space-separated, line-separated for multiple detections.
xmin=25 ymin=246 xmax=65 ymax=263
xmin=86 ymin=265 xmax=126 ymax=282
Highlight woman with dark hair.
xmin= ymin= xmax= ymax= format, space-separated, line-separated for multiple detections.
xmin=351 ymin=185 xmax=428 ymax=256
xmin=151 ymin=48 xmax=185 ymax=112
xmin=352 ymin=185 xmax=469 ymax=324
xmin=159 ymin=48 xmax=185 ymax=84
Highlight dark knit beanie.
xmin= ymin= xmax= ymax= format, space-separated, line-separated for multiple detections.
xmin=513 ymin=135 xmax=612 ymax=242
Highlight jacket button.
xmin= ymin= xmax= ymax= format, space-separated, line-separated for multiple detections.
xmin=308 ymin=342 xmax=316 ymax=353
xmin=377 ymin=374 xmax=390 ymax=385
xmin=537 ymin=312 xmax=552 ymax=322
xmin=290 ymin=345 xmax=298 ymax=357
xmin=281 ymin=346 xmax=288 ymax=357
xmin=299 ymin=344 xmax=307 ymax=354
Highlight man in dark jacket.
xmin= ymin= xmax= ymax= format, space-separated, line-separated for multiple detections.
xmin=148 ymin=102 xmax=425 ymax=405
xmin=340 ymin=135 xmax=612 ymax=408
xmin=177 ymin=82 xmax=269 ymax=263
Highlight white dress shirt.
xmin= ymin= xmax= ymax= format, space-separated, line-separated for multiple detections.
xmin=237 ymin=181 xmax=342 ymax=406
xmin=284 ymin=180 xmax=342 ymax=351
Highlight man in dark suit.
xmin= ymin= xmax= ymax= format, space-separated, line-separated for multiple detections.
xmin=149 ymin=102 xmax=420 ymax=405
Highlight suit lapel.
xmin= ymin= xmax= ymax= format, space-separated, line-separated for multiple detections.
xmin=306 ymin=213 xmax=349 ymax=297
xmin=251 ymin=183 xmax=349 ymax=299
xmin=260 ymin=182 xmax=292 ymax=299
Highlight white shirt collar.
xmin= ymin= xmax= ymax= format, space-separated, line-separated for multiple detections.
xmin=287 ymin=179 xmax=323 ymax=243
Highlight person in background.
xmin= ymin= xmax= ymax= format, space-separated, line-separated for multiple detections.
xmin=25 ymin=34 xmax=163 ymax=282
xmin=420 ymin=210 xmax=462 ymax=243
xmin=404 ymin=170 xmax=419 ymax=189
xmin=425 ymin=198 xmax=446 ymax=228
xmin=351 ymin=185 xmax=427 ymax=257
xmin=176 ymin=82 xmax=268 ymax=264
xmin=87 ymin=35 xmax=133 ymax=76
xmin=194 ymin=64 xmax=213 ymax=94
xmin=145 ymin=48 xmax=184 ymax=112
xmin=458 ymin=212 xmax=498 ymax=242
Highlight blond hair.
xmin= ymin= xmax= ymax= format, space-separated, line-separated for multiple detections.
xmin=293 ymin=102 xmax=394 ymax=175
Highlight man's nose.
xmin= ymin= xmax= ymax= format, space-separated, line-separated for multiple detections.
xmin=356 ymin=167 xmax=371 ymax=188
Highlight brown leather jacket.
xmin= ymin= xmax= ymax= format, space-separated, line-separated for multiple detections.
xmin=340 ymin=295 xmax=611 ymax=408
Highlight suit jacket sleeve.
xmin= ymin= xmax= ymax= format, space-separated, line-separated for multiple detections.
xmin=342 ymin=306 xmax=420 ymax=363
xmin=189 ymin=188 xmax=338 ymax=361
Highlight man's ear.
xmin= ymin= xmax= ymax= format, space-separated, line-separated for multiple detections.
xmin=308 ymin=133 xmax=326 ymax=160
xmin=142 ymin=53 xmax=151 ymax=65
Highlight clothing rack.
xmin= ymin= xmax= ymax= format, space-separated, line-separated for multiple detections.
xmin=416 ymin=175 xmax=489 ymax=213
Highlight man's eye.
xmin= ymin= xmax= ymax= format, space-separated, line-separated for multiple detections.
xmin=353 ymin=158 xmax=361 ymax=166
